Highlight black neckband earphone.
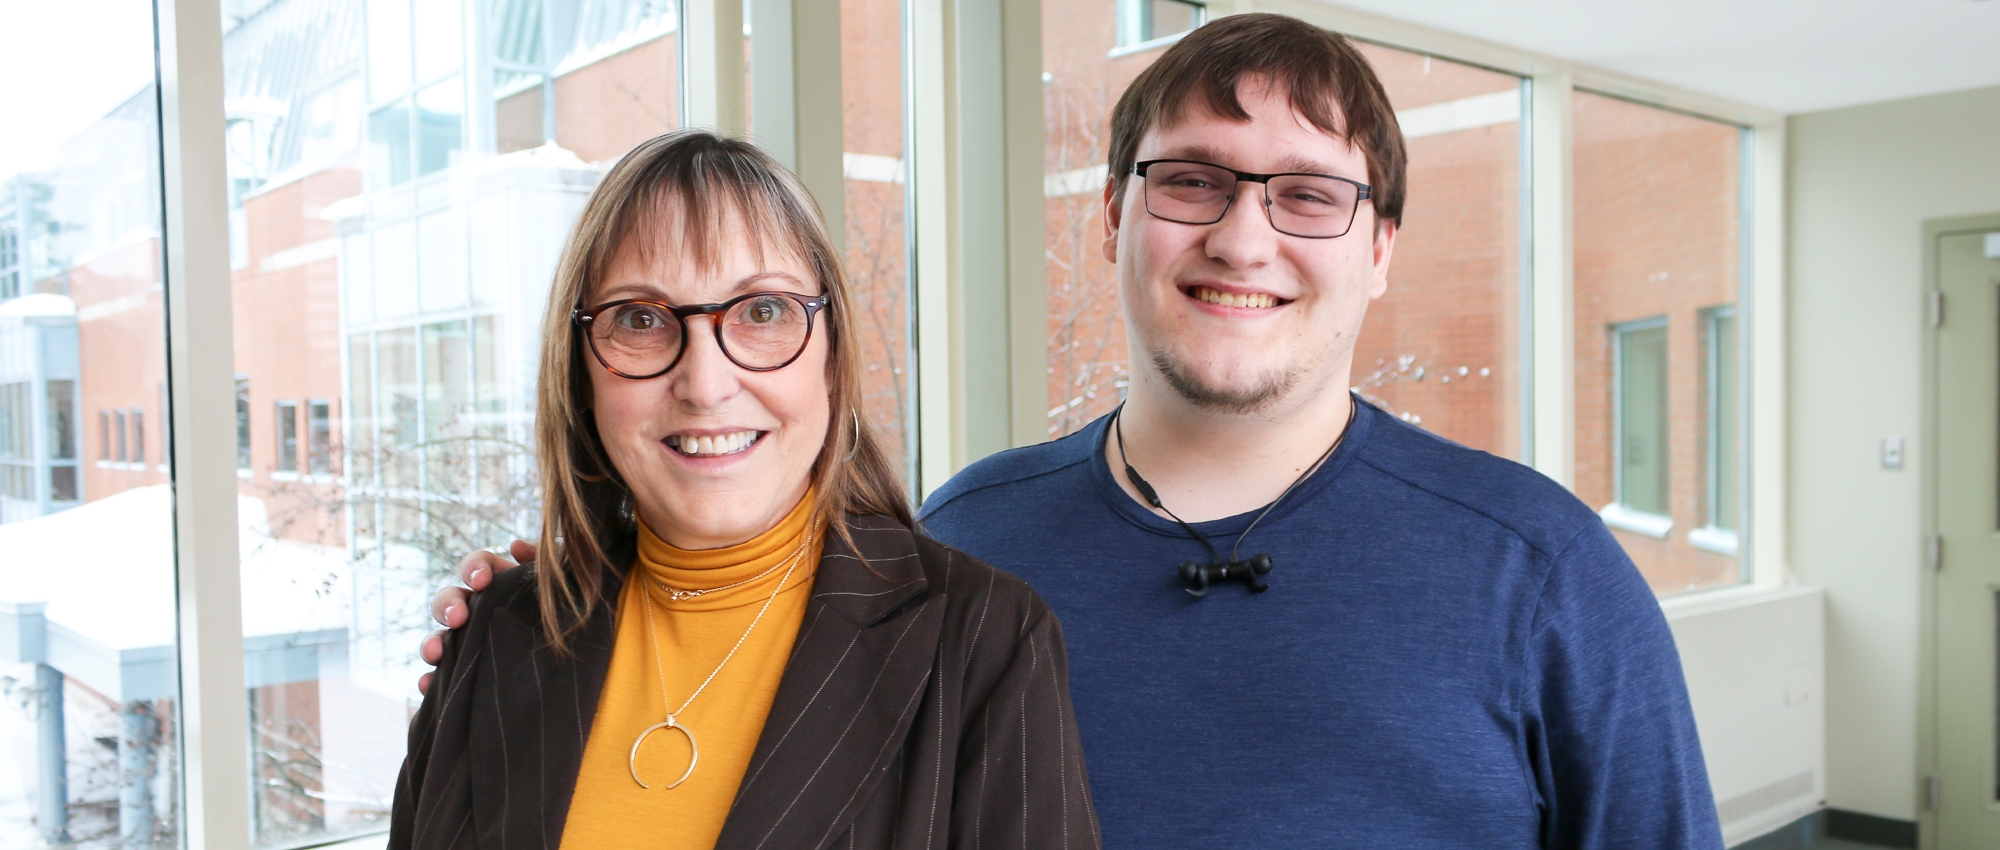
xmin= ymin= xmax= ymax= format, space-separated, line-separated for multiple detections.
xmin=1111 ymin=401 xmax=1357 ymax=598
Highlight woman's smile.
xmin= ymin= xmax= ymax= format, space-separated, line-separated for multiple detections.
xmin=663 ymin=429 xmax=766 ymax=460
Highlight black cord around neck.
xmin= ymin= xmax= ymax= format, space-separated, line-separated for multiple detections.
xmin=1112 ymin=400 xmax=1357 ymax=567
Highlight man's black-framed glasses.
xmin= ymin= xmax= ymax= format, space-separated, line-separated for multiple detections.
xmin=573 ymin=291 xmax=830 ymax=379
xmin=1132 ymin=159 xmax=1373 ymax=239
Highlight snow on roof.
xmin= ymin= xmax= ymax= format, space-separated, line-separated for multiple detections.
xmin=0 ymin=293 xmax=77 ymax=318
xmin=0 ymin=484 xmax=351 ymax=653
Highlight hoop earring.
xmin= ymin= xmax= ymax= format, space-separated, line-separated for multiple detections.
xmin=845 ymin=410 xmax=861 ymax=461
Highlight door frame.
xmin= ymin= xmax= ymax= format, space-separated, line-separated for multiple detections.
xmin=1919 ymin=211 xmax=2000 ymax=850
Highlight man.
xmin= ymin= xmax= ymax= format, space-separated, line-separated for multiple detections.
xmin=428 ymin=14 xmax=1721 ymax=848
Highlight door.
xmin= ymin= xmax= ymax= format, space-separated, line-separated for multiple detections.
xmin=1935 ymin=224 xmax=2000 ymax=848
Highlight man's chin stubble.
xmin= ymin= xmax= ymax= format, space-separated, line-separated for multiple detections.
xmin=1150 ymin=351 xmax=1298 ymax=415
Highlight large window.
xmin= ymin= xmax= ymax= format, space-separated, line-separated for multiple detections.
xmin=1573 ymin=90 xmax=1747 ymax=594
xmin=0 ymin=2 xmax=1786 ymax=843
xmin=0 ymin=0 xmax=181 ymax=841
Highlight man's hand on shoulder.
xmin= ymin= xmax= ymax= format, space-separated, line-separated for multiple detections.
xmin=415 ymin=539 xmax=537 ymax=694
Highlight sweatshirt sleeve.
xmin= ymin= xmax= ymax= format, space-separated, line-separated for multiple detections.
xmin=1524 ymin=522 xmax=1724 ymax=850
xmin=951 ymin=603 xmax=1103 ymax=850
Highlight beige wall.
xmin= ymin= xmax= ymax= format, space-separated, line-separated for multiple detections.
xmin=1788 ymin=83 xmax=2000 ymax=821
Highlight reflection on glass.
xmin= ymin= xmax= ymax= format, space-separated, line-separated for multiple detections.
xmin=1573 ymin=89 xmax=1745 ymax=594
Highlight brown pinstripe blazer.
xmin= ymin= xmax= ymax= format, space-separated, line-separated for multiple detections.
xmin=389 ymin=513 xmax=1100 ymax=850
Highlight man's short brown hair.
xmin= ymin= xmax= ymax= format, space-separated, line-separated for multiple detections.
xmin=1108 ymin=13 xmax=1407 ymax=227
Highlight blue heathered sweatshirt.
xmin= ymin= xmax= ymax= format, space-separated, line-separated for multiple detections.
xmin=917 ymin=398 xmax=1722 ymax=849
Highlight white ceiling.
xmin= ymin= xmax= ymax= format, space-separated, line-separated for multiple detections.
xmin=1321 ymin=0 xmax=2000 ymax=113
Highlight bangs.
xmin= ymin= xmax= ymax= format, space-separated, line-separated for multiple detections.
xmin=597 ymin=146 xmax=823 ymax=292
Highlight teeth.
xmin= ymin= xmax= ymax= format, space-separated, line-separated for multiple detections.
xmin=1192 ymin=287 xmax=1278 ymax=309
xmin=669 ymin=431 xmax=760 ymax=456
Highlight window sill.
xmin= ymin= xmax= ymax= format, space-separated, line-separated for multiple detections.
xmin=95 ymin=460 xmax=150 ymax=472
xmin=270 ymin=471 xmax=301 ymax=482
xmin=237 ymin=467 xmax=253 ymax=479
xmin=1599 ymin=502 xmax=1673 ymax=538
xmin=1107 ymin=30 xmax=1189 ymax=60
xmin=1658 ymin=583 xmax=1818 ymax=622
xmin=1688 ymin=525 xmax=1740 ymax=556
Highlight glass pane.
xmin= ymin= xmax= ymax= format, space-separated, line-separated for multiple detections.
xmin=412 ymin=0 xmax=466 ymax=84
xmin=1707 ymin=309 xmax=1740 ymax=532
xmin=278 ymin=401 xmax=300 ymax=473
xmin=1350 ymin=45 xmax=1522 ymax=456
xmin=551 ymin=0 xmax=680 ymax=164
xmin=1041 ymin=13 xmax=1524 ymax=453
xmin=367 ymin=101 xmax=414 ymax=187
xmin=415 ymin=76 xmax=465 ymax=178
xmin=843 ymin=0 xmax=914 ymax=480
xmin=1146 ymin=0 xmax=1199 ymax=41
xmin=0 ymin=0 xmax=181 ymax=840
xmin=311 ymin=403 xmax=334 ymax=475
xmin=368 ymin=0 xmax=415 ymax=103
xmin=1615 ymin=323 xmax=1668 ymax=515
xmin=495 ymin=71 xmax=548 ymax=154
xmin=1573 ymin=90 xmax=1745 ymax=594
xmin=223 ymin=0 xmax=685 ymax=843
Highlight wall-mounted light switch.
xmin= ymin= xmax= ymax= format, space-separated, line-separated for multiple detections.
xmin=1882 ymin=436 xmax=1905 ymax=470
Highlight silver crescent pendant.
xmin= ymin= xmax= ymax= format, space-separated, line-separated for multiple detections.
xmin=629 ymin=714 xmax=699 ymax=789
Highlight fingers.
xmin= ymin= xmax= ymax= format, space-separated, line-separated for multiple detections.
xmin=457 ymin=548 xmax=515 ymax=591
xmin=508 ymin=538 xmax=537 ymax=566
xmin=418 ymin=671 xmax=433 ymax=695
xmin=430 ymin=585 xmax=470 ymax=629
xmin=421 ymin=630 xmax=445 ymax=665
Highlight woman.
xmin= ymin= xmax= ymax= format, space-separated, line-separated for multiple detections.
xmin=390 ymin=130 xmax=1097 ymax=850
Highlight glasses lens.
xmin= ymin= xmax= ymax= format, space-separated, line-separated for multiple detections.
xmin=720 ymin=294 xmax=812 ymax=368
xmin=1144 ymin=162 xmax=1235 ymax=224
xmin=1266 ymin=175 xmax=1361 ymax=237
xmin=594 ymin=302 xmax=683 ymax=375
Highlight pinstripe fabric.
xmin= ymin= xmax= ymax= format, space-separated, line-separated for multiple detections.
xmin=390 ymin=514 xmax=1099 ymax=850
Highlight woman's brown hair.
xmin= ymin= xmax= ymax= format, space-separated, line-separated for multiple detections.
xmin=532 ymin=128 xmax=912 ymax=650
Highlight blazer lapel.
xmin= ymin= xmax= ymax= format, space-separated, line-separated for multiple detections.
xmin=716 ymin=514 xmax=942 ymax=850
xmin=468 ymin=567 xmax=624 ymax=850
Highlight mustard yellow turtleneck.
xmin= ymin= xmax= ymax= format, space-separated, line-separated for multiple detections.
xmin=560 ymin=493 xmax=824 ymax=850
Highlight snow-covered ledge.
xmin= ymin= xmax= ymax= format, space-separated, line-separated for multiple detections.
xmin=1600 ymin=502 xmax=1673 ymax=538
xmin=1688 ymin=525 xmax=1741 ymax=556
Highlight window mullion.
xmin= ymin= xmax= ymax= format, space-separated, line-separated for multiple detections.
xmin=1527 ymin=69 xmax=1574 ymax=487
xmin=156 ymin=0 xmax=253 ymax=846
xmin=1745 ymin=119 xmax=1788 ymax=585
xmin=680 ymin=0 xmax=747 ymax=134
